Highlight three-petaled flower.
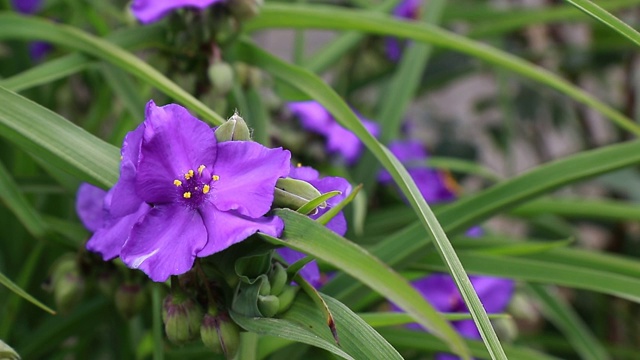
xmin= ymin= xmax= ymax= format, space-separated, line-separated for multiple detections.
xmin=131 ymin=0 xmax=226 ymax=24
xmin=78 ymin=101 xmax=290 ymax=282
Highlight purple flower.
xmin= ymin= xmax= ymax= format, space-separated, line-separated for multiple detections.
xmin=277 ymin=165 xmax=351 ymax=287
xmin=288 ymin=101 xmax=379 ymax=165
xmin=131 ymin=0 xmax=226 ymax=24
xmin=394 ymin=274 xmax=514 ymax=359
xmin=82 ymin=100 xmax=291 ymax=282
xmin=12 ymin=0 xmax=42 ymax=14
xmin=379 ymin=140 xmax=456 ymax=204
xmin=76 ymin=183 xmax=108 ymax=233
xmin=385 ymin=0 xmax=422 ymax=61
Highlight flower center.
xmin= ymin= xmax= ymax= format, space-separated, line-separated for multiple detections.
xmin=173 ymin=164 xmax=220 ymax=208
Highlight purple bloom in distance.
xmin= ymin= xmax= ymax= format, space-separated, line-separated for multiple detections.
xmin=288 ymin=101 xmax=379 ymax=165
xmin=131 ymin=0 xmax=226 ymax=24
xmin=385 ymin=0 xmax=422 ymax=61
xmin=12 ymin=0 xmax=42 ymax=14
xmin=84 ymin=101 xmax=291 ymax=282
xmin=393 ymin=274 xmax=514 ymax=360
xmin=277 ymin=164 xmax=351 ymax=287
xmin=379 ymin=140 xmax=456 ymax=204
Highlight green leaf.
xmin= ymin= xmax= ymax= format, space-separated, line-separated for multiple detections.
xmin=526 ymin=284 xmax=609 ymax=360
xmin=358 ymin=312 xmax=510 ymax=328
xmin=564 ymin=0 xmax=640 ymax=48
xmin=0 ymin=14 xmax=225 ymax=126
xmin=511 ymin=197 xmax=640 ymax=222
xmin=247 ymin=4 xmax=640 ymax=136
xmin=0 ymin=270 xmax=55 ymax=315
xmin=259 ymin=209 xmax=468 ymax=358
xmin=0 ymin=85 xmax=119 ymax=188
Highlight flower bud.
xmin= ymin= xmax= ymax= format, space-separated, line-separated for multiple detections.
xmin=207 ymin=61 xmax=234 ymax=97
xmin=201 ymin=312 xmax=240 ymax=359
xmin=163 ymin=293 xmax=204 ymax=344
xmin=268 ymin=262 xmax=287 ymax=296
xmin=259 ymin=278 xmax=271 ymax=296
xmin=50 ymin=255 xmax=85 ymax=315
xmin=228 ymin=0 xmax=263 ymax=21
xmin=214 ymin=113 xmax=251 ymax=142
xmin=276 ymin=285 xmax=299 ymax=314
xmin=257 ymin=295 xmax=280 ymax=317
xmin=114 ymin=283 xmax=146 ymax=319
xmin=0 ymin=339 xmax=20 ymax=360
xmin=273 ymin=178 xmax=324 ymax=210
xmin=96 ymin=271 xmax=118 ymax=298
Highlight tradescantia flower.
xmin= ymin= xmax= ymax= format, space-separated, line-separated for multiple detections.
xmin=379 ymin=139 xmax=456 ymax=204
xmin=288 ymin=101 xmax=379 ymax=165
xmin=131 ymin=0 xmax=226 ymax=24
xmin=385 ymin=0 xmax=422 ymax=61
xmin=78 ymin=101 xmax=290 ymax=282
xmin=277 ymin=165 xmax=351 ymax=287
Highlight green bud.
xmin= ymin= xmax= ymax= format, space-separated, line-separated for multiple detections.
xmin=96 ymin=271 xmax=118 ymax=298
xmin=234 ymin=62 xmax=251 ymax=88
xmin=257 ymin=295 xmax=280 ymax=317
xmin=273 ymin=177 xmax=324 ymax=210
xmin=51 ymin=255 xmax=85 ymax=315
xmin=207 ymin=62 xmax=234 ymax=97
xmin=228 ymin=0 xmax=263 ymax=21
xmin=215 ymin=113 xmax=251 ymax=142
xmin=115 ymin=283 xmax=146 ymax=319
xmin=268 ymin=263 xmax=287 ymax=296
xmin=276 ymin=285 xmax=299 ymax=314
xmin=201 ymin=312 xmax=240 ymax=359
xmin=163 ymin=293 xmax=204 ymax=344
xmin=0 ymin=339 xmax=20 ymax=360
xmin=259 ymin=278 xmax=271 ymax=296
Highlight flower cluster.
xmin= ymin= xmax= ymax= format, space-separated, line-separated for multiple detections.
xmin=77 ymin=101 xmax=290 ymax=282
xmin=288 ymin=101 xmax=379 ymax=165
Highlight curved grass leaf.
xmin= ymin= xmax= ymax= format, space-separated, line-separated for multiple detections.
xmin=247 ymin=4 xmax=640 ymax=136
xmin=359 ymin=312 xmax=509 ymax=328
xmin=512 ymin=198 xmax=640 ymax=221
xmin=0 ymin=86 xmax=119 ymax=188
xmin=231 ymin=291 xmax=403 ymax=360
xmin=527 ymin=284 xmax=609 ymax=360
xmin=0 ymin=14 xmax=224 ymax=126
xmin=420 ymin=252 xmax=640 ymax=303
xmin=564 ymin=0 xmax=640 ymax=48
xmin=0 ymin=270 xmax=54 ymax=315
xmin=259 ymin=209 xmax=469 ymax=359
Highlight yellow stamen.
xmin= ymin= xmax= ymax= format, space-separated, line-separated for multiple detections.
xmin=120 ymin=155 xmax=123 ymax=160
xmin=212 ymin=175 xmax=220 ymax=181
xmin=183 ymin=192 xmax=192 ymax=199
xmin=296 ymin=162 xmax=302 ymax=167
xmin=198 ymin=165 xmax=206 ymax=176
xmin=173 ymin=180 xmax=182 ymax=187
xmin=185 ymin=169 xmax=194 ymax=180
xmin=203 ymin=184 xmax=210 ymax=194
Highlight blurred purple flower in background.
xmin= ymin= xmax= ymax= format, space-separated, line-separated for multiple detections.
xmin=378 ymin=139 xmax=456 ymax=203
xmin=12 ymin=0 xmax=52 ymax=61
xmin=385 ymin=0 xmax=422 ymax=61
xmin=77 ymin=101 xmax=290 ymax=282
xmin=131 ymin=0 xmax=226 ymax=24
xmin=288 ymin=101 xmax=379 ymax=165
xmin=277 ymin=164 xmax=352 ymax=287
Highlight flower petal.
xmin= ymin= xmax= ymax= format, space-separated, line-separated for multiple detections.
xmin=288 ymin=165 xmax=319 ymax=182
xmin=411 ymin=274 xmax=460 ymax=312
xmin=86 ymin=203 xmax=150 ymax=260
xmin=453 ymin=319 xmax=481 ymax=339
xmin=288 ymin=101 xmax=332 ymax=134
xmin=198 ymin=207 xmax=284 ymax=257
xmin=75 ymin=183 xmax=107 ymax=232
xmin=277 ymin=247 xmax=322 ymax=288
xmin=325 ymin=123 xmax=363 ymax=164
xmin=120 ymin=204 xmax=208 ymax=282
xmin=211 ymin=141 xmax=290 ymax=217
xmin=131 ymin=0 xmax=225 ymax=24
xmin=470 ymin=276 xmax=515 ymax=313
xmin=110 ymin=124 xmax=145 ymax=217
xmin=135 ymin=101 xmax=217 ymax=205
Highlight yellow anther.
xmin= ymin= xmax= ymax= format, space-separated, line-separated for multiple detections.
xmin=198 ymin=165 xmax=206 ymax=176
xmin=173 ymin=180 xmax=182 ymax=187
xmin=203 ymin=184 xmax=210 ymax=194
xmin=212 ymin=175 xmax=220 ymax=181
xmin=296 ymin=162 xmax=302 ymax=167
xmin=120 ymin=155 xmax=123 ymax=160
xmin=185 ymin=169 xmax=194 ymax=180
xmin=183 ymin=192 xmax=192 ymax=199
